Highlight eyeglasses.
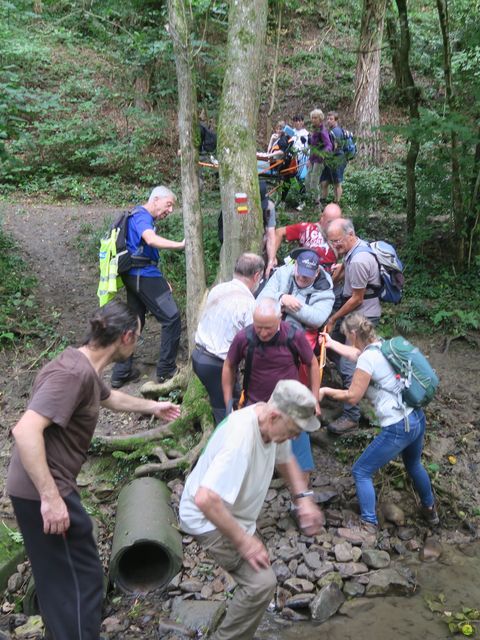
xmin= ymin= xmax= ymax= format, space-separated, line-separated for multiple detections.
xmin=329 ymin=237 xmax=346 ymax=246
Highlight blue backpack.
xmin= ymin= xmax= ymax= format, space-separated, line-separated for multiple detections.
xmin=347 ymin=241 xmax=404 ymax=304
xmin=340 ymin=128 xmax=357 ymax=161
xmin=377 ymin=337 xmax=439 ymax=407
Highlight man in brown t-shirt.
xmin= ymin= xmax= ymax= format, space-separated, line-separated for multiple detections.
xmin=6 ymin=301 xmax=180 ymax=640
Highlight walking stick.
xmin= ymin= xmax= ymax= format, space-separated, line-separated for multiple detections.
xmin=318 ymin=325 xmax=327 ymax=388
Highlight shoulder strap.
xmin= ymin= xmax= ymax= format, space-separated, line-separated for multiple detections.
xmin=286 ymin=323 xmax=300 ymax=368
xmin=242 ymin=325 xmax=258 ymax=401
xmin=345 ymin=243 xmax=382 ymax=299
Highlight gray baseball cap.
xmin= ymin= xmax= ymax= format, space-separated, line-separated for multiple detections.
xmin=270 ymin=380 xmax=320 ymax=433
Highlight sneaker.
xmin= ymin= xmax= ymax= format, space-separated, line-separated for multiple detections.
xmin=421 ymin=504 xmax=440 ymax=527
xmin=327 ymin=416 xmax=359 ymax=435
xmin=157 ymin=367 xmax=178 ymax=384
xmin=111 ymin=367 xmax=141 ymax=389
xmin=337 ymin=520 xmax=378 ymax=546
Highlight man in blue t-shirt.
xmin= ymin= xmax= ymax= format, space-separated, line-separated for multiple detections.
xmin=320 ymin=111 xmax=348 ymax=205
xmin=111 ymin=186 xmax=185 ymax=387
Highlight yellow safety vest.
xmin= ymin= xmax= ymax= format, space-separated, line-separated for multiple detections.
xmin=97 ymin=229 xmax=124 ymax=306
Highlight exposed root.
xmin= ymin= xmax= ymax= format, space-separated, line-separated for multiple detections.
xmin=140 ymin=368 xmax=189 ymax=399
xmin=134 ymin=413 xmax=214 ymax=476
xmin=92 ymin=422 xmax=174 ymax=452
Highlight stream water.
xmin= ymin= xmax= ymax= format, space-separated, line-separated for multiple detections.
xmin=257 ymin=541 xmax=480 ymax=640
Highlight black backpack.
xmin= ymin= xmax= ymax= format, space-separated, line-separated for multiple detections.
xmin=108 ymin=210 xmax=155 ymax=275
xmin=199 ymin=123 xmax=217 ymax=154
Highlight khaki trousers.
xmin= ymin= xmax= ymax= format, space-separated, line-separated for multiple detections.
xmin=196 ymin=529 xmax=276 ymax=640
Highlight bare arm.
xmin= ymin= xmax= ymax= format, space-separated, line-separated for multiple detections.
xmin=322 ymin=332 xmax=361 ymax=362
xmin=276 ymin=457 xmax=325 ymax=534
xmin=101 ymin=391 xmax=181 ymax=421
xmin=307 ymin=355 xmax=321 ymax=415
xmin=194 ymin=487 xmax=270 ymax=571
xmin=264 ymin=227 xmax=277 ymax=278
xmin=11 ymin=410 xmax=70 ymax=535
xmin=221 ymin=358 xmax=236 ymax=410
xmin=326 ymin=287 xmax=365 ymax=332
xmin=142 ymin=229 xmax=185 ymax=251
xmin=274 ymin=226 xmax=287 ymax=254
xmin=319 ymin=368 xmax=371 ymax=405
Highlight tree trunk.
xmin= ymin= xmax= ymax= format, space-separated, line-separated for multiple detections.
xmin=385 ymin=4 xmax=403 ymax=91
xmin=218 ymin=0 xmax=268 ymax=280
xmin=168 ymin=0 xmax=206 ymax=353
xmin=395 ymin=0 xmax=420 ymax=235
xmin=266 ymin=3 xmax=283 ymax=146
xmin=134 ymin=73 xmax=150 ymax=112
xmin=353 ymin=0 xmax=387 ymax=165
xmin=436 ymin=0 xmax=465 ymax=267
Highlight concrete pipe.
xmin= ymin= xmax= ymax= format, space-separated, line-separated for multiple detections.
xmin=109 ymin=477 xmax=183 ymax=594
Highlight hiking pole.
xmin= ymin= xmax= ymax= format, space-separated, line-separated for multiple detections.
xmin=318 ymin=325 xmax=327 ymax=388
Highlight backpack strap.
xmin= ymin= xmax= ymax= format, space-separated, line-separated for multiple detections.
xmin=345 ymin=244 xmax=382 ymax=299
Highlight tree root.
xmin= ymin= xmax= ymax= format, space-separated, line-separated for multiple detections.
xmin=139 ymin=368 xmax=189 ymax=399
xmin=134 ymin=413 xmax=214 ymax=476
xmin=92 ymin=422 xmax=174 ymax=452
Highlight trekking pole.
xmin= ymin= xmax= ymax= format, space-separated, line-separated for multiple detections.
xmin=318 ymin=325 xmax=327 ymax=388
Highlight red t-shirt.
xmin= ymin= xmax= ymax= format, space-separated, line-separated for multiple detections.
xmin=285 ymin=222 xmax=336 ymax=268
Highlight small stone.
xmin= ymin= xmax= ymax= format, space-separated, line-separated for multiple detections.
xmin=314 ymin=489 xmax=339 ymax=504
xmin=158 ymin=620 xmax=195 ymax=638
xmin=393 ymin=543 xmax=408 ymax=555
xmin=343 ymin=580 xmax=366 ymax=598
xmin=381 ymin=503 xmax=405 ymax=526
xmin=180 ymin=579 xmax=203 ymax=593
xmin=13 ymin=615 xmax=44 ymax=639
xmin=334 ymin=542 xmax=353 ymax=562
xmin=406 ymin=539 xmax=421 ymax=551
xmin=284 ymin=578 xmax=314 ymax=593
xmin=295 ymin=563 xmax=316 ymax=582
xmin=324 ymin=509 xmax=343 ymax=527
xmin=7 ymin=573 xmax=23 ymax=593
xmin=310 ymin=583 xmax=345 ymax=622
xmin=303 ymin=551 xmax=323 ymax=570
xmin=281 ymin=606 xmax=310 ymax=621
xmin=397 ymin=527 xmax=416 ymax=541
xmin=285 ymin=593 xmax=315 ymax=609
xmin=351 ymin=547 xmax=363 ymax=562
xmin=335 ymin=562 xmax=369 ymax=577
xmin=277 ymin=546 xmax=302 ymax=562
xmin=102 ymin=616 xmax=128 ymax=634
xmin=288 ymin=559 xmax=298 ymax=574
xmin=272 ymin=560 xmax=291 ymax=583
xmin=419 ymin=538 xmax=442 ymax=562
xmin=365 ymin=569 xmax=415 ymax=596
xmin=361 ymin=549 xmax=391 ymax=569
xmin=200 ymin=584 xmax=213 ymax=599
xmin=317 ymin=571 xmax=343 ymax=589
xmin=275 ymin=586 xmax=291 ymax=610
xmin=314 ymin=561 xmax=335 ymax=579
xmin=265 ymin=489 xmax=278 ymax=502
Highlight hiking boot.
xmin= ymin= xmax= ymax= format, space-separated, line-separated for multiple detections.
xmin=157 ymin=367 xmax=178 ymax=384
xmin=111 ymin=367 xmax=141 ymax=389
xmin=327 ymin=416 xmax=359 ymax=435
xmin=337 ymin=520 xmax=378 ymax=546
xmin=420 ymin=504 xmax=440 ymax=527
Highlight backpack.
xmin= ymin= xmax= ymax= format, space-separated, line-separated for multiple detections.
xmin=239 ymin=324 xmax=300 ymax=407
xmin=106 ymin=210 xmax=155 ymax=275
xmin=374 ymin=337 xmax=439 ymax=408
xmin=270 ymin=133 xmax=298 ymax=178
xmin=339 ymin=128 xmax=357 ymax=161
xmin=199 ymin=123 xmax=217 ymax=154
xmin=347 ymin=241 xmax=404 ymax=304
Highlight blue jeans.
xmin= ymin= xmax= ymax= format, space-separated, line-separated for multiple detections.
xmin=352 ymin=408 xmax=434 ymax=524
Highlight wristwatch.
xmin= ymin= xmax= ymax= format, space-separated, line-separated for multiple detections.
xmin=293 ymin=490 xmax=314 ymax=500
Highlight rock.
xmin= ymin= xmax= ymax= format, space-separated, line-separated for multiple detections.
xmin=310 ymin=583 xmax=345 ymax=622
xmin=275 ymin=586 xmax=291 ymax=610
xmin=277 ymin=546 xmax=302 ymax=562
xmin=102 ymin=616 xmax=128 ymax=634
xmin=158 ymin=619 xmax=195 ymax=637
xmin=7 ymin=572 xmax=23 ymax=593
xmin=288 ymin=558 xmax=298 ymax=574
xmin=343 ymin=580 xmax=366 ymax=598
xmin=13 ymin=615 xmax=44 ymax=639
xmin=179 ymin=579 xmax=203 ymax=593
xmin=351 ymin=547 xmax=363 ymax=562
xmin=271 ymin=559 xmax=291 ymax=583
xmin=393 ymin=542 xmax=408 ymax=555
xmin=314 ymin=561 xmax=335 ymax=579
xmin=381 ymin=503 xmax=405 ymax=526
xmin=336 ymin=527 xmax=376 ymax=547
xmin=285 ymin=592 xmax=316 ymax=609
xmin=317 ymin=571 xmax=343 ymax=589
xmin=365 ymin=569 xmax=416 ymax=596
xmin=277 ymin=518 xmax=292 ymax=531
xmin=314 ymin=489 xmax=339 ymax=504
xmin=283 ymin=577 xmax=314 ymax=593
xmin=295 ymin=563 xmax=316 ymax=582
xmin=281 ymin=607 xmax=310 ymax=621
xmin=406 ymin=539 xmax=420 ymax=551
xmin=397 ymin=527 xmax=416 ymax=541
xmin=334 ymin=542 xmax=353 ymax=562
xmin=265 ymin=489 xmax=278 ymax=502
xmin=324 ymin=509 xmax=343 ymax=527
xmin=339 ymin=597 xmax=375 ymax=617
xmin=200 ymin=584 xmax=214 ymax=599
xmin=419 ymin=538 xmax=442 ymax=562
xmin=335 ymin=562 xmax=369 ymax=578
xmin=362 ymin=549 xmax=391 ymax=569
xmin=170 ymin=599 xmax=226 ymax=634
xmin=303 ymin=551 xmax=324 ymax=570
xmin=312 ymin=474 xmax=332 ymax=487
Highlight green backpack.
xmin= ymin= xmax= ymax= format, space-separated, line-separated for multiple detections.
xmin=378 ymin=337 xmax=439 ymax=408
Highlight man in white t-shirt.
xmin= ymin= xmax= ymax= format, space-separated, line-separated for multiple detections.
xmin=179 ymin=380 xmax=323 ymax=640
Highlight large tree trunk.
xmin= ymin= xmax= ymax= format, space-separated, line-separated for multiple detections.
xmin=353 ymin=0 xmax=387 ymax=165
xmin=218 ymin=0 xmax=268 ymax=280
xmin=168 ymin=0 xmax=206 ymax=353
xmin=436 ymin=0 xmax=465 ymax=267
xmin=395 ymin=0 xmax=420 ymax=235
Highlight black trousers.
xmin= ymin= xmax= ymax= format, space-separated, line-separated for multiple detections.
xmin=192 ymin=347 xmax=226 ymax=425
xmin=11 ymin=492 xmax=103 ymax=640
xmin=112 ymin=274 xmax=181 ymax=381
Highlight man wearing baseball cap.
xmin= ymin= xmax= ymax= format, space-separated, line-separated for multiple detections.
xmin=179 ymin=379 xmax=324 ymax=640
xmin=258 ymin=247 xmax=334 ymax=352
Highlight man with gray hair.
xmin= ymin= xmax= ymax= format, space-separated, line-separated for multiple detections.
xmin=111 ymin=186 xmax=185 ymax=388
xmin=325 ymin=218 xmax=382 ymax=434
xmin=179 ymin=379 xmax=324 ymax=640
xmin=192 ymin=253 xmax=265 ymax=424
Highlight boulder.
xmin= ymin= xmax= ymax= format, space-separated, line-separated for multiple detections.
xmin=362 ymin=549 xmax=391 ymax=569
xmin=365 ymin=568 xmax=415 ymax=597
xmin=170 ymin=599 xmax=226 ymax=635
xmin=310 ymin=583 xmax=345 ymax=622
